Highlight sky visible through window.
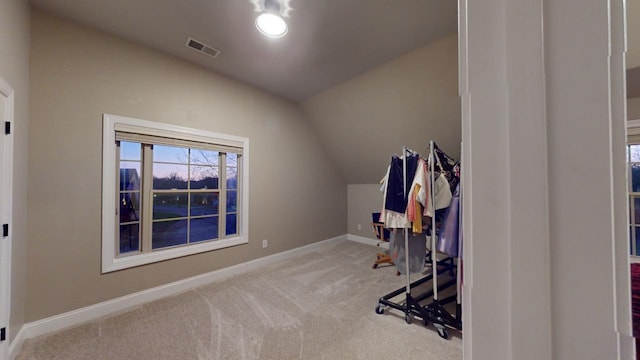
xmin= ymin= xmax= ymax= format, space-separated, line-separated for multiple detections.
xmin=630 ymin=144 xmax=640 ymax=163
xmin=120 ymin=141 xmax=238 ymax=181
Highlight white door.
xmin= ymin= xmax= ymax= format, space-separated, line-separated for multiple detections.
xmin=0 ymin=77 xmax=14 ymax=360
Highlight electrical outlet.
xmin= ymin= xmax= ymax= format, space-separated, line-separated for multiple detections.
xmin=262 ymin=239 xmax=268 ymax=248
xmin=357 ymin=224 xmax=362 ymax=231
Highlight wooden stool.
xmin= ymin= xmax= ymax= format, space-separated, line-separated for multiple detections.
xmin=371 ymin=221 xmax=394 ymax=269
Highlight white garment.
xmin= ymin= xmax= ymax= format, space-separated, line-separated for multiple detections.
xmin=408 ymin=158 xmax=428 ymax=208
xmin=384 ymin=210 xmax=412 ymax=228
xmin=425 ymin=173 xmax=453 ymax=217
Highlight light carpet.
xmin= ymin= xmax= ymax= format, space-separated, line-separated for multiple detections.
xmin=17 ymin=240 xmax=462 ymax=360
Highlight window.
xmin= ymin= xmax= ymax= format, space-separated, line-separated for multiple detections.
xmin=629 ymin=144 xmax=640 ymax=256
xmin=628 ymin=120 xmax=640 ymax=257
xmin=102 ymin=114 xmax=249 ymax=273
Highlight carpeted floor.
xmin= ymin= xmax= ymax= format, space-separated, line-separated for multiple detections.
xmin=17 ymin=240 xmax=462 ymax=360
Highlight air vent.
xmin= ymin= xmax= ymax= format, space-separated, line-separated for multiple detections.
xmin=185 ymin=37 xmax=221 ymax=59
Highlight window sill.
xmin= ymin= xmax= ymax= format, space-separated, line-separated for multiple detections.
xmin=102 ymin=236 xmax=248 ymax=273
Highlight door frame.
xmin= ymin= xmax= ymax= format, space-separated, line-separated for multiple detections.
xmin=458 ymin=0 xmax=630 ymax=358
xmin=0 ymin=77 xmax=14 ymax=360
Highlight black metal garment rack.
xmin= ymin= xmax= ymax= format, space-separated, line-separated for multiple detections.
xmin=374 ymin=142 xmax=462 ymax=339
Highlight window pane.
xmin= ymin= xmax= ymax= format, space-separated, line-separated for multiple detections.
xmin=630 ymin=226 xmax=633 ymax=255
xmin=153 ymin=192 xmax=188 ymax=219
xmin=120 ymin=192 xmax=140 ymax=222
xmin=152 ymin=219 xmax=188 ymax=249
xmin=226 ymin=214 xmax=237 ymax=236
xmin=227 ymin=167 xmax=238 ymax=189
xmin=635 ymin=226 xmax=640 ymax=256
xmin=190 ymin=166 xmax=219 ymax=189
xmin=227 ymin=190 xmax=237 ymax=212
xmin=633 ymin=165 xmax=640 ymax=192
xmin=631 ymin=145 xmax=640 ymax=162
xmin=191 ymin=149 xmax=218 ymax=165
xmin=154 ymin=145 xmax=187 ymax=163
xmin=190 ymin=217 xmax=219 ymax=243
xmin=119 ymin=223 xmax=140 ymax=254
xmin=120 ymin=163 xmax=141 ymax=191
xmin=120 ymin=141 xmax=141 ymax=161
xmin=190 ymin=193 xmax=219 ymax=216
xmin=634 ymin=197 xmax=640 ymax=224
xmin=153 ymin=164 xmax=188 ymax=189
xmin=227 ymin=153 xmax=238 ymax=166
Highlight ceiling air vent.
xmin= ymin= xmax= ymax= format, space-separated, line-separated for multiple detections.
xmin=185 ymin=37 xmax=221 ymax=59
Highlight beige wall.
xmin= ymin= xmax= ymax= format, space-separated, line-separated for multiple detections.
xmin=629 ymin=0 xmax=640 ymax=68
xmin=347 ymin=184 xmax=382 ymax=239
xmin=301 ymin=35 xmax=460 ymax=184
xmin=304 ymin=35 xmax=460 ymax=241
xmin=0 ymin=0 xmax=30 ymax=343
xmin=27 ymin=10 xmax=346 ymax=322
xmin=629 ymin=97 xmax=640 ymax=119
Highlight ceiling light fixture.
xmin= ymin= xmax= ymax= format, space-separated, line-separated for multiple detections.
xmin=255 ymin=0 xmax=288 ymax=38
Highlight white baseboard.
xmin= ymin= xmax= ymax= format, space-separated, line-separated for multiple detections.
xmin=8 ymin=326 xmax=26 ymax=360
xmin=347 ymin=234 xmax=389 ymax=249
xmin=8 ymin=234 xmax=348 ymax=358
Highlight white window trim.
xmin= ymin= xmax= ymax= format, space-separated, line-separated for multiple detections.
xmin=627 ymin=119 xmax=640 ymax=133
xmin=102 ymin=114 xmax=250 ymax=273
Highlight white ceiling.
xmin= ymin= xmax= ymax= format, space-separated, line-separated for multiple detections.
xmin=30 ymin=0 xmax=458 ymax=102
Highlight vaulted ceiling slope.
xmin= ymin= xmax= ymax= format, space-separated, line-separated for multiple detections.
xmin=302 ymin=34 xmax=461 ymax=184
xmin=30 ymin=0 xmax=458 ymax=102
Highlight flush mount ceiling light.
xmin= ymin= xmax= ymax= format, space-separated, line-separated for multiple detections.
xmin=255 ymin=0 xmax=289 ymax=38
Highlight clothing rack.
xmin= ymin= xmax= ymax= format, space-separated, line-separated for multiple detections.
xmin=422 ymin=140 xmax=462 ymax=338
xmin=375 ymin=142 xmax=462 ymax=339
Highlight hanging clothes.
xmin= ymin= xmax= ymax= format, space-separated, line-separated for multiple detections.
xmin=389 ymin=229 xmax=427 ymax=274
xmin=408 ymin=184 xmax=424 ymax=233
xmin=407 ymin=158 xmax=428 ymax=233
xmin=384 ymin=152 xmax=419 ymax=214
xmin=432 ymin=143 xmax=457 ymax=188
xmin=380 ymin=151 xmax=420 ymax=229
xmin=378 ymin=144 xmax=460 ymax=274
xmin=424 ymin=172 xmax=452 ymax=217
xmin=379 ymin=152 xmax=453 ymax=231
xmin=379 ymin=151 xmax=427 ymax=275
xmin=437 ymin=183 xmax=461 ymax=258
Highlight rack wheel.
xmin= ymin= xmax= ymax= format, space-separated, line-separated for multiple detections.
xmin=437 ymin=327 xmax=449 ymax=339
xmin=375 ymin=304 xmax=385 ymax=315
xmin=422 ymin=317 xmax=429 ymax=326
xmin=405 ymin=313 xmax=412 ymax=324
xmin=372 ymin=264 xmax=379 ymax=269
